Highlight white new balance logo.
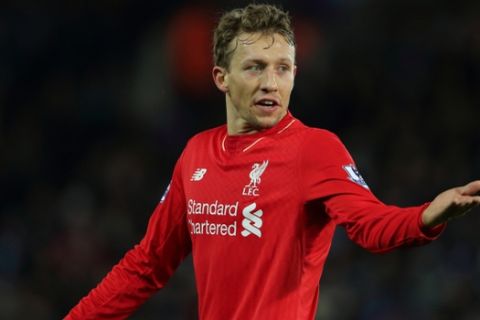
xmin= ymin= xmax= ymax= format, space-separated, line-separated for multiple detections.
xmin=241 ymin=202 xmax=263 ymax=238
xmin=191 ymin=168 xmax=207 ymax=181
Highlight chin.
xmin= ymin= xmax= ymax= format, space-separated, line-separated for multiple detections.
xmin=254 ymin=115 xmax=282 ymax=129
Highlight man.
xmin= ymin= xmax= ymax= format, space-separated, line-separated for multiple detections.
xmin=66 ymin=4 xmax=480 ymax=319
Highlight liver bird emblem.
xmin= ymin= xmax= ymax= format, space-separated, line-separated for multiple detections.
xmin=248 ymin=160 xmax=269 ymax=187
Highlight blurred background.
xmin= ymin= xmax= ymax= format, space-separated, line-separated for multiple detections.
xmin=1 ymin=0 xmax=479 ymax=319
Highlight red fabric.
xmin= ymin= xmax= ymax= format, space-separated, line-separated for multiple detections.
xmin=65 ymin=152 xmax=191 ymax=319
xmin=65 ymin=113 xmax=444 ymax=320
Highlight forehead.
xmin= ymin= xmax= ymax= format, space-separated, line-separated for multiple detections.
xmin=228 ymin=32 xmax=295 ymax=65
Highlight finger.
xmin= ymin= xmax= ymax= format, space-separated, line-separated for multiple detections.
xmin=457 ymin=195 xmax=480 ymax=204
xmin=460 ymin=201 xmax=479 ymax=215
xmin=460 ymin=180 xmax=480 ymax=196
xmin=449 ymin=196 xmax=480 ymax=218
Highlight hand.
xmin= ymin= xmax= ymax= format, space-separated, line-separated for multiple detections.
xmin=422 ymin=181 xmax=480 ymax=228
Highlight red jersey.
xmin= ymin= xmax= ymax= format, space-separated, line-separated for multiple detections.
xmin=66 ymin=113 xmax=444 ymax=319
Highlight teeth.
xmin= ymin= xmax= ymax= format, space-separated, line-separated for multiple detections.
xmin=259 ymin=100 xmax=274 ymax=106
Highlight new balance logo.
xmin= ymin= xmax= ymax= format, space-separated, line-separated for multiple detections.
xmin=191 ymin=168 xmax=207 ymax=181
xmin=241 ymin=202 xmax=263 ymax=238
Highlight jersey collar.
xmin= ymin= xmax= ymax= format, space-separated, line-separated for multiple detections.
xmin=222 ymin=112 xmax=296 ymax=153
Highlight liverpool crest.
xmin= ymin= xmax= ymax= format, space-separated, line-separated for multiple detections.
xmin=242 ymin=160 xmax=269 ymax=196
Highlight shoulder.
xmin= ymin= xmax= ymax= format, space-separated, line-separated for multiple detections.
xmin=175 ymin=125 xmax=225 ymax=173
xmin=305 ymin=127 xmax=341 ymax=142
xmin=296 ymin=124 xmax=344 ymax=149
xmin=297 ymin=125 xmax=352 ymax=164
xmin=283 ymin=116 xmax=339 ymax=143
xmin=281 ymin=117 xmax=347 ymax=156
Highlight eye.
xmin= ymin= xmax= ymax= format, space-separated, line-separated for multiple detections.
xmin=245 ymin=64 xmax=261 ymax=72
xmin=277 ymin=65 xmax=291 ymax=73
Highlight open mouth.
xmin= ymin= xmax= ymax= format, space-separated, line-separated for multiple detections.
xmin=254 ymin=98 xmax=280 ymax=110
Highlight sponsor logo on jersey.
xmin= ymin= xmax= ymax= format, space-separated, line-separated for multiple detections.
xmin=191 ymin=168 xmax=207 ymax=181
xmin=187 ymin=199 xmax=264 ymax=238
xmin=343 ymin=164 xmax=369 ymax=189
xmin=241 ymin=202 xmax=263 ymax=238
xmin=242 ymin=160 xmax=269 ymax=196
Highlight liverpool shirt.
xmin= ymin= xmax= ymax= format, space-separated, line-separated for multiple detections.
xmin=66 ymin=112 xmax=444 ymax=319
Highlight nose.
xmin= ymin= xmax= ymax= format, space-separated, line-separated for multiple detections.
xmin=260 ymin=69 xmax=278 ymax=92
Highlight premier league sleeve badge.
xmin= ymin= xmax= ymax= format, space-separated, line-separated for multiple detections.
xmin=342 ymin=164 xmax=369 ymax=189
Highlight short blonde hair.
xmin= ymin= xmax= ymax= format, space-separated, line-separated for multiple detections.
xmin=213 ymin=4 xmax=295 ymax=69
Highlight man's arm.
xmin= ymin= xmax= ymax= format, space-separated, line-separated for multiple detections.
xmin=301 ymin=130 xmax=447 ymax=253
xmin=65 ymin=156 xmax=191 ymax=320
xmin=422 ymin=180 xmax=480 ymax=227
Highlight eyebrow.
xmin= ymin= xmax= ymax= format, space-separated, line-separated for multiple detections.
xmin=241 ymin=58 xmax=293 ymax=65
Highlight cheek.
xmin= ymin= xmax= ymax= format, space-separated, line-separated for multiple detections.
xmin=228 ymin=82 xmax=249 ymax=109
xmin=232 ymin=78 xmax=255 ymax=98
xmin=280 ymin=79 xmax=294 ymax=96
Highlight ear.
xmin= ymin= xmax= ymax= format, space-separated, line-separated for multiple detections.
xmin=212 ymin=66 xmax=229 ymax=93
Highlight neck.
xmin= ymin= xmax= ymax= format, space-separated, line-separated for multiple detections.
xmin=225 ymin=100 xmax=260 ymax=136
xmin=226 ymin=118 xmax=259 ymax=136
